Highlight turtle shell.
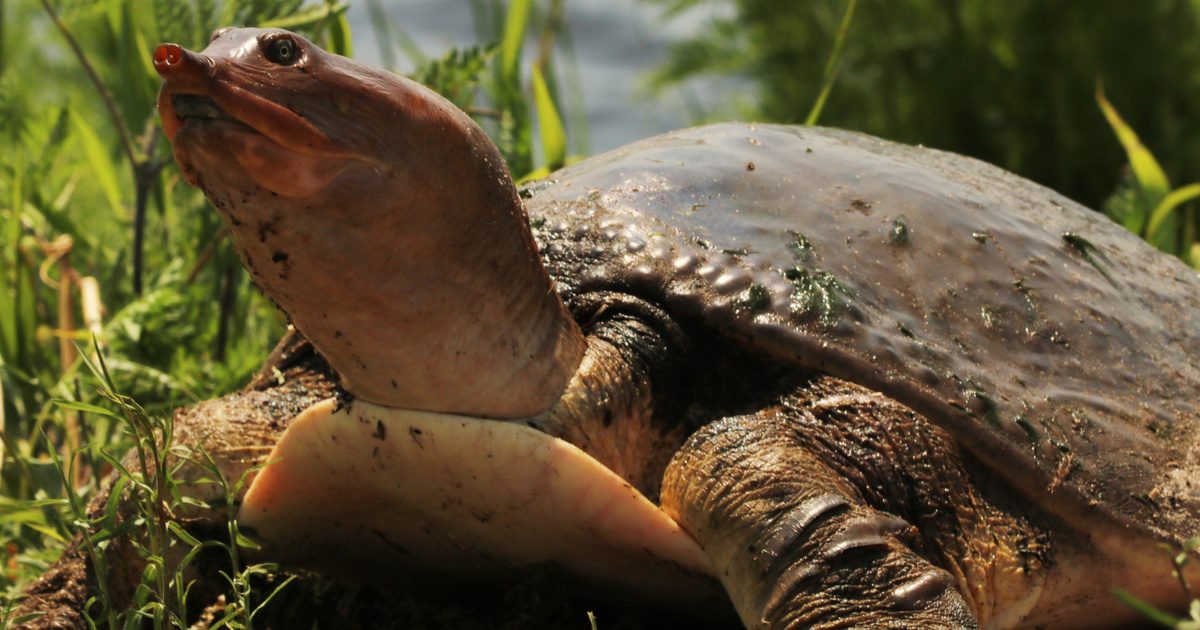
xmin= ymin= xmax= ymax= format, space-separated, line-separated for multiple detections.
xmin=523 ymin=124 xmax=1200 ymax=541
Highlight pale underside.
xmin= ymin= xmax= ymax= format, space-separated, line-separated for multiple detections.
xmin=238 ymin=399 xmax=723 ymax=606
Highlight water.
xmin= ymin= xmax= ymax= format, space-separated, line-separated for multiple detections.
xmin=347 ymin=0 xmax=736 ymax=155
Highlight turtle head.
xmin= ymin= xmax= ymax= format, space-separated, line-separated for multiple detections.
xmin=155 ymin=28 xmax=467 ymax=196
xmin=155 ymin=28 xmax=586 ymax=417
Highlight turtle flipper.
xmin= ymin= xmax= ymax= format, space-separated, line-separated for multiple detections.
xmin=662 ymin=411 xmax=978 ymax=629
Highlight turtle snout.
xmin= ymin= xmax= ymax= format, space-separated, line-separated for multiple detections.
xmin=153 ymin=43 xmax=205 ymax=77
xmin=154 ymin=43 xmax=217 ymax=141
xmin=153 ymin=43 xmax=217 ymax=87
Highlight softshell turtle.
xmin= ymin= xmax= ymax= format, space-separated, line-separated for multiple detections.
xmin=19 ymin=27 xmax=1200 ymax=629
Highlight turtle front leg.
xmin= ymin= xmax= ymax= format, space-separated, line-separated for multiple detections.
xmin=662 ymin=411 xmax=978 ymax=629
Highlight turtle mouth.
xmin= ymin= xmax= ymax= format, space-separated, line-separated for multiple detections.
xmin=173 ymin=93 xmax=231 ymax=121
xmin=163 ymin=86 xmax=380 ymax=170
xmin=165 ymin=88 xmax=358 ymax=198
xmin=171 ymin=93 xmax=255 ymax=133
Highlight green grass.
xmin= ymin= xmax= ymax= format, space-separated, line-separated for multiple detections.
xmin=1097 ymin=87 xmax=1200 ymax=267
xmin=45 ymin=342 xmax=296 ymax=628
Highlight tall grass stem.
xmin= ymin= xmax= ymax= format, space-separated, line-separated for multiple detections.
xmin=39 ymin=0 xmax=138 ymax=166
xmin=805 ymin=0 xmax=857 ymax=126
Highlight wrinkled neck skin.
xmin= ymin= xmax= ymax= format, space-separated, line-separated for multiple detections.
xmin=197 ymin=126 xmax=679 ymax=488
xmin=165 ymin=31 xmax=586 ymax=418
xmin=534 ymin=308 xmax=692 ymax=499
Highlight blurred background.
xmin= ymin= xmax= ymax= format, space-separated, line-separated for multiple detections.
xmin=346 ymin=0 xmax=734 ymax=152
xmin=1 ymin=0 xmax=1198 ymax=626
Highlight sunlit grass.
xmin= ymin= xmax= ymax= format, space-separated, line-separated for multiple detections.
xmin=1097 ymin=86 xmax=1200 ymax=268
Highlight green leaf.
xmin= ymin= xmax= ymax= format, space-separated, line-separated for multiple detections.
xmin=249 ymin=573 xmax=297 ymax=621
xmin=517 ymin=165 xmax=552 ymax=184
xmin=69 ymin=109 xmax=125 ymax=217
xmin=260 ymin=3 xmax=349 ymax=29
xmin=531 ymin=65 xmax=567 ymax=172
xmin=0 ymin=508 xmax=52 ymax=527
xmin=1112 ymin=587 xmax=1181 ymax=626
xmin=1146 ymin=183 xmax=1200 ymax=242
xmin=104 ymin=475 xmax=132 ymax=522
xmin=51 ymin=399 xmax=120 ymax=419
xmin=0 ymin=496 xmax=68 ymax=512
xmin=805 ymin=0 xmax=857 ymax=126
xmin=81 ymin=525 xmax=127 ymax=546
xmin=99 ymin=451 xmax=141 ymax=492
xmin=1096 ymin=86 xmax=1169 ymax=234
xmin=175 ymin=539 xmax=223 ymax=580
xmin=166 ymin=520 xmax=202 ymax=547
xmin=101 ymin=358 xmax=198 ymax=402
xmin=6 ymin=615 xmax=46 ymax=628
xmin=329 ymin=13 xmax=354 ymax=58
xmin=234 ymin=530 xmax=262 ymax=551
xmin=133 ymin=30 xmax=158 ymax=82
xmin=500 ymin=0 xmax=532 ymax=82
xmin=23 ymin=522 xmax=68 ymax=544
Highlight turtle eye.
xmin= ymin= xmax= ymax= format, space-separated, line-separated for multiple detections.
xmin=263 ymin=37 xmax=300 ymax=66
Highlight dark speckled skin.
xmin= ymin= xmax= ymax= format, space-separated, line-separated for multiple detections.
xmin=525 ymin=124 xmax=1200 ymax=542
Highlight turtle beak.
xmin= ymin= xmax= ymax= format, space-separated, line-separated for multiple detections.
xmin=154 ymin=42 xmax=199 ymax=75
xmin=154 ymin=43 xmax=213 ymax=141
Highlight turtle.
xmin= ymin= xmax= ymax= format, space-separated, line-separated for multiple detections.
xmin=17 ymin=27 xmax=1200 ymax=629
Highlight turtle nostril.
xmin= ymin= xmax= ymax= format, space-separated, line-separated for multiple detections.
xmin=153 ymin=43 xmax=185 ymax=71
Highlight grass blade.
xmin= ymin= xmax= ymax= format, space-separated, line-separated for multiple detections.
xmin=1112 ymin=587 xmax=1181 ymax=627
xmin=531 ymin=64 xmax=566 ymax=171
xmin=260 ymin=3 xmax=348 ymax=30
xmin=1147 ymin=183 xmax=1200 ymax=243
xmin=1096 ymin=86 xmax=1169 ymax=234
xmin=249 ymin=573 xmax=297 ymax=621
xmin=51 ymin=399 xmax=121 ymax=419
xmin=500 ymin=0 xmax=532 ymax=82
xmin=805 ymin=0 xmax=857 ymax=126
